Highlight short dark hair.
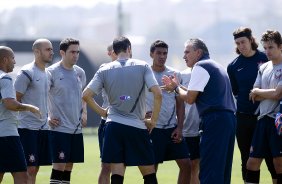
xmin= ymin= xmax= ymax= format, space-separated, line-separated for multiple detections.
xmin=60 ymin=38 xmax=79 ymax=52
xmin=233 ymin=27 xmax=258 ymax=54
xmin=261 ymin=30 xmax=282 ymax=46
xmin=150 ymin=40 xmax=168 ymax=53
xmin=112 ymin=36 xmax=131 ymax=55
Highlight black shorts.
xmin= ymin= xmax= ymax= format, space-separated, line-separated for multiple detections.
xmin=0 ymin=136 xmax=27 ymax=172
xmin=250 ymin=116 xmax=282 ymax=158
xmin=150 ymin=127 xmax=189 ymax=163
xmin=184 ymin=136 xmax=200 ymax=160
xmin=18 ymin=128 xmax=52 ymax=166
xmin=102 ymin=122 xmax=155 ymax=166
xmin=98 ymin=119 xmax=107 ymax=158
xmin=49 ymin=131 xmax=84 ymax=163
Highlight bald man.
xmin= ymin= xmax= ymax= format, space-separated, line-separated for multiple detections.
xmin=14 ymin=39 xmax=54 ymax=184
xmin=0 ymin=46 xmax=41 ymax=184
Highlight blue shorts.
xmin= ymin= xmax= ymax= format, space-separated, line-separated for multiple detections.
xmin=184 ymin=136 xmax=200 ymax=160
xmin=98 ymin=119 xmax=107 ymax=158
xmin=102 ymin=122 xmax=155 ymax=166
xmin=0 ymin=136 xmax=27 ymax=172
xmin=18 ymin=128 xmax=52 ymax=166
xmin=150 ymin=127 xmax=189 ymax=163
xmin=49 ymin=131 xmax=84 ymax=163
xmin=250 ymin=116 xmax=282 ymax=158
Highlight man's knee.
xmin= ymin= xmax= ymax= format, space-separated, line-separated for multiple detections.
xmin=101 ymin=163 xmax=111 ymax=174
xmin=27 ymin=166 xmax=39 ymax=176
xmin=176 ymin=158 xmax=191 ymax=171
xmin=273 ymin=157 xmax=282 ymax=173
xmin=190 ymin=159 xmax=199 ymax=171
xmin=246 ymin=158 xmax=262 ymax=170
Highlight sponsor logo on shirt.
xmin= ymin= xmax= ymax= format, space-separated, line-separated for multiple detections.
xmin=119 ymin=95 xmax=131 ymax=101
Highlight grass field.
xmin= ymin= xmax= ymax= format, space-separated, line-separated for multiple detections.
xmin=2 ymin=128 xmax=272 ymax=184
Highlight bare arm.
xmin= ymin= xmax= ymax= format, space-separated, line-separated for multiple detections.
xmin=175 ymin=96 xmax=185 ymax=129
xmin=184 ymin=90 xmax=200 ymax=104
xmin=144 ymin=85 xmax=162 ymax=133
xmin=82 ymin=88 xmax=107 ymax=118
xmin=81 ymin=100 xmax=87 ymax=127
xmin=250 ymin=86 xmax=282 ymax=102
xmin=167 ymin=82 xmax=199 ymax=105
xmin=2 ymin=98 xmax=41 ymax=117
xmin=162 ymin=73 xmax=199 ymax=104
xmin=171 ymin=95 xmax=185 ymax=143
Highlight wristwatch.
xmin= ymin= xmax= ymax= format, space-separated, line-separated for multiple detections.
xmin=174 ymin=86 xmax=180 ymax=94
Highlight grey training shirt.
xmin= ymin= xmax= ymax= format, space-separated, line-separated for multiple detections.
xmin=86 ymin=58 xmax=158 ymax=129
xmin=47 ymin=62 xmax=86 ymax=134
xmin=15 ymin=62 xmax=49 ymax=130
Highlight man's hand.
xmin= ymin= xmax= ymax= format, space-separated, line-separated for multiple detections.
xmin=48 ymin=118 xmax=60 ymax=129
xmin=81 ymin=111 xmax=87 ymax=128
xmin=144 ymin=118 xmax=156 ymax=134
xmin=249 ymin=88 xmax=259 ymax=103
xmin=161 ymin=73 xmax=180 ymax=92
xmin=100 ymin=107 xmax=108 ymax=119
xmin=171 ymin=126 xmax=183 ymax=143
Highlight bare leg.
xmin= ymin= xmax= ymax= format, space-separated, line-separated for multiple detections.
xmin=99 ymin=163 xmax=111 ymax=184
xmin=111 ymin=163 xmax=126 ymax=177
xmin=138 ymin=165 xmax=156 ymax=176
xmin=190 ymin=159 xmax=200 ymax=184
xmin=245 ymin=157 xmax=263 ymax=184
xmin=27 ymin=166 xmax=39 ymax=184
xmin=246 ymin=158 xmax=263 ymax=171
xmin=175 ymin=158 xmax=191 ymax=184
xmin=0 ymin=172 xmax=4 ymax=183
xmin=11 ymin=171 xmax=28 ymax=184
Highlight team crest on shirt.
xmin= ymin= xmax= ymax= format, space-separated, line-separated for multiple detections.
xmin=58 ymin=151 xmax=65 ymax=160
xmin=29 ymin=154 xmax=36 ymax=163
xmin=275 ymin=69 xmax=282 ymax=80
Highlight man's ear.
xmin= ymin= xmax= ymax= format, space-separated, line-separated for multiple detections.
xmin=2 ymin=56 xmax=8 ymax=63
xmin=195 ymin=49 xmax=200 ymax=59
xmin=59 ymin=50 xmax=65 ymax=56
xmin=34 ymin=49 xmax=40 ymax=56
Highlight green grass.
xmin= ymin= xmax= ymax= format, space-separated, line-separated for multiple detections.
xmin=2 ymin=128 xmax=272 ymax=184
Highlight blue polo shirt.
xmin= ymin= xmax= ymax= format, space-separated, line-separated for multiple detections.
xmin=227 ymin=50 xmax=268 ymax=114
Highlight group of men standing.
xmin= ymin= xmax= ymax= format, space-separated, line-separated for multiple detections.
xmin=0 ymin=27 xmax=282 ymax=184
xmin=0 ymin=38 xmax=86 ymax=184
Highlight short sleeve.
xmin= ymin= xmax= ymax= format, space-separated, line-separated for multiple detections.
xmin=14 ymin=70 xmax=32 ymax=94
xmin=188 ymin=65 xmax=210 ymax=92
